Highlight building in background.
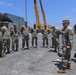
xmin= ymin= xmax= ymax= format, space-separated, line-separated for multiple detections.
xmin=0 ymin=13 xmax=24 ymax=36
xmin=0 ymin=13 xmax=24 ymax=28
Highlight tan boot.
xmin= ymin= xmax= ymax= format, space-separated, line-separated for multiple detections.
xmin=57 ymin=69 xmax=66 ymax=73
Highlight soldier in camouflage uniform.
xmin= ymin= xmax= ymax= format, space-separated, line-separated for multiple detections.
xmin=57 ymin=20 xmax=73 ymax=73
xmin=21 ymin=22 xmax=30 ymax=50
xmin=2 ymin=22 xmax=11 ymax=54
xmin=11 ymin=24 xmax=19 ymax=51
xmin=51 ymin=26 xmax=60 ymax=53
xmin=30 ymin=24 xmax=38 ymax=48
xmin=42 ymin=25 xmax=50 ymax=47
xmin=0 ymin=28 xmax=3 ymax=57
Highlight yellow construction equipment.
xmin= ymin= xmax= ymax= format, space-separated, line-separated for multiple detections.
xmin=34 ymin=0 xmax=42 ymax=28
xmin=34 ymin=0 xmax=52 ymax=29
xmin=39 ymin=0 xmax=47 ymax=26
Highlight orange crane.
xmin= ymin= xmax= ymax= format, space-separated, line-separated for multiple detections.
xmin=34 ymin=0 xmax=42 ymax=28
xmin=39 ymin=0 xmax=47 ymax=26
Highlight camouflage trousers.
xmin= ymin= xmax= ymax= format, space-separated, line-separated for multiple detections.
xmin=32 ymin=37 xmax=38 ymax=47
xmin=12 ymin=37 xmax=19 ymax=51
xmin=22 ymin=36 xmax=29 ymax=49
xmin=0 ymin=40 xmax=2 ymax=56
xmin=52 ymin=37 xmax=59 ymax=52
xmin=62 ymin=46 xmax=71 ymax=69
xmin=3 ymin=39 xmax=10 ymax=53
xmin=43 ymin=37 xmax=48 ymax=47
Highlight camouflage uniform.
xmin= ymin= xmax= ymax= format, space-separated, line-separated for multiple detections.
xmin=21 ymin=25 xmax=30 ymax=50
xmin=57 ymin=20 xmax=73 ymax=73
xmin=0 ymin=28 xmax=2 ymax=57
xmin=61 ymin=27 xmax=66 ymax=60
xmin=51 ymin=26 xmax=60 ymax=52
xmin=61 ymin=26 xmax=73 ymax=70
xmin=52 ymin=30 xmax=60 ymax=52
xmin=2 ymin=26 xmax=10 ymax=54
xmin=31 ymin=28 xmax=38 ymax=48
xmin=42 ymin=26 xmax=50 ymax=47
xmin=11 ymin=26 xmax=19 ymax=51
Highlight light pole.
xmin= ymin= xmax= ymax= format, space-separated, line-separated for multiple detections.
xmin=25 ymin=0 xmax=27 ymax=22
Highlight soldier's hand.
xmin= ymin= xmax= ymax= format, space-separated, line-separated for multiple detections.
xmin=66 ymin=46 xmax=70 ymax=48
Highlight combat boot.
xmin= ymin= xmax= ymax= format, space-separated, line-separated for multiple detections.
xmin=0 ymin=54 xmax=2 ymax=58
xmin=67 ymin=64 xmax=71 ymax=70
xmin=57 ymin=49 xmax=60 ymax=53
xmin=6 ymin=51 xmax=10 ymax=54
xmin=57 ymin=69 xmax=66 ymax=73
xmin=36 ymin=46 xmax=38 ymax=48
xmin=54 ymin=49 xmax=57 ymax=52
xmin=16 ymin=47 xmax=18 ymax=51
xmin=27 ymin=47 xmax=31 ymax=50
xmin=21 ymin=48 xmax=24 ymax=51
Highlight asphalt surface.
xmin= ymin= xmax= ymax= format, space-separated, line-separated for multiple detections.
xmin=0 ymin=33 xmax=76 ymax=75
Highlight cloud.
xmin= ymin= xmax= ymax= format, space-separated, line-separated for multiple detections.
xmin=0 ymin=1 xmax=13 ymax=6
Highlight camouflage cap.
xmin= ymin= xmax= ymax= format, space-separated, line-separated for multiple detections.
xmin=62 ymin=19 xmax=70 ymax=24
xmin=51 ymin=26 xmax=55 ymax=29
xmin=34 ymin=24 xmax=36 ymax=26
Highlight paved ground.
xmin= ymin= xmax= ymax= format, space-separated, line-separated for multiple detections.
xmin=0 ymin=33 xmax=76 ymax=75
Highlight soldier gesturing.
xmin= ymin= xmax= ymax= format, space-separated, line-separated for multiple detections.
xmin=57 ymin=20 xmax=73 ymax=73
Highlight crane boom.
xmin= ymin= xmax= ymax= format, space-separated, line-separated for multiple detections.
xmin=39 ymin=0 xmax=47 ymax=26
xmin=34 ymin=0 xmax=42 ymax=28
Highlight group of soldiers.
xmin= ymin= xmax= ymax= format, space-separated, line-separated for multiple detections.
xmin=0 ymin=22 xmax=19 ymax=57
xmin=21 ymin=22 xmax=51 ymax=50
xmin=0 ymin=19 xmax=74 ymax=73
xmin=0 ymin=21 xmax=51 ymax=57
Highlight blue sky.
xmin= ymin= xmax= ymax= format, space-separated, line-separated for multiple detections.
xmin=0 ymin=0 xmax=76 ymax=28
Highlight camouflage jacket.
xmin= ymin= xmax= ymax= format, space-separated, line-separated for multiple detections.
xmin=61 ymin=26 xmax=73 ymax=47
xmin=21 ymin=25 xmax=29 ymax=36
xmin=31 ymin=29 xmax=38 ymax=37
xmin=0 ymin=31 xmax=2 ymax=41
xmin=42 ymin=29 xmax=50 ymax=37
xmin=3 ymin=27 xmax=10 ymax=39
xmin=11 ymin=28 xmax=18 ymax=37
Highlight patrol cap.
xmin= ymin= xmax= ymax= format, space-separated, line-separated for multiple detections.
xmin=24 ymin=21 xmax=28 ymax=25
xmin=62 ymin=19 xmax=70 ymax=24
xmin=34 ymin=24 xmax=36 ymax=27
xmin=51 ymin=26 xmax=55 ymax=29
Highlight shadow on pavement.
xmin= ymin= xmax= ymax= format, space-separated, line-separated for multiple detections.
xmin=71 ymin=58 xmax=76 ymax=63
xmin=48 ymin=50 xmax=57 ymax=53
xmin=57 ymin=53 xmax=62 ymax=57
xmin=55 ymin=62 xmax=62 ymax=69
xmin=52 ymin=60 xmax=62 ymax=69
